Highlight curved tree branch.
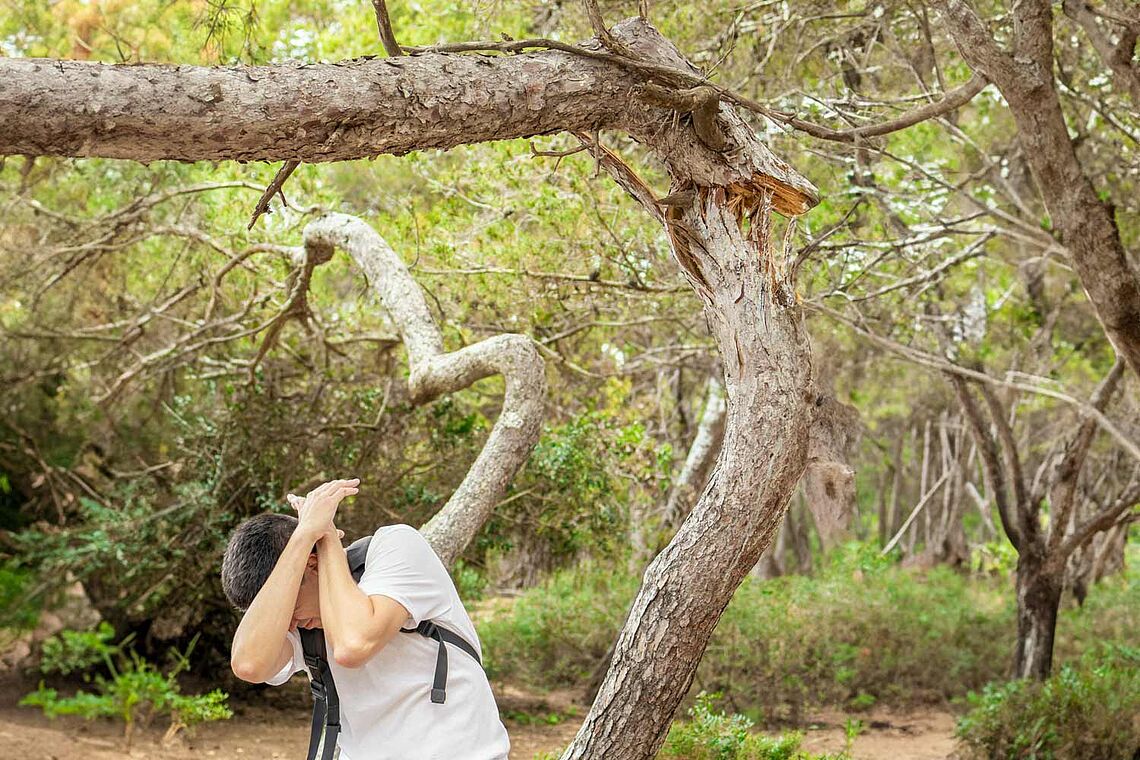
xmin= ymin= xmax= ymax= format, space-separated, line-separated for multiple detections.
xmin=299 ymin=214 xmax=547 ymax=568
xmin=783 ymin=73 xmax=989 ymax=143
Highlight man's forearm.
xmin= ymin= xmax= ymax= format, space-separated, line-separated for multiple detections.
xmin=231 ymin=529 xmax=315 ymax=680
xmin=315 ymin=538 xmax=375 ymax=655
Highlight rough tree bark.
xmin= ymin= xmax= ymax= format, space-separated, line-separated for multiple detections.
xmin=937 ymin=0 xmax=1140 ymax=381
xmin=0 ymin=35 xmax=815 ymax=217
xmin=0 ymin=17 xmax=820 ymax=758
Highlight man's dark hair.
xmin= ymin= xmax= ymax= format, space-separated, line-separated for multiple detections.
xmin=221 ymin=513 xmax=299 ymax=611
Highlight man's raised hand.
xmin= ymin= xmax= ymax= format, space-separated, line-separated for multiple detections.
xmin=286 ymin=478 xmax=359 ymax=542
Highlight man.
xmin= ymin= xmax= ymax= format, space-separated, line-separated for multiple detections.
xmin=220 ymin=477 xmax=510 ymax=760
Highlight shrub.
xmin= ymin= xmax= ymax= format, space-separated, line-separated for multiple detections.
xmin=0 ymin=561 xmax=40 ymax=630
xmin=703 ymin=543 xmax=1013 ymax=721
xmin=477 ymin=561 xmax=639 ymax=685
xmin=20 ymin=625 xmax=232 ymax=744
xmin=660 ymin=691 xmax=848 ymax=760
xmin=955 ymin=645 xmax=1140 ymax=760
xmin=453 ymin=559 xmax=488 ymax=601
xmin=39 ymin=621 xmax=123 ymax=676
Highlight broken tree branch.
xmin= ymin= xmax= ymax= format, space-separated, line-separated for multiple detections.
xmin=248 ymin=159 xmax=300 ymax=230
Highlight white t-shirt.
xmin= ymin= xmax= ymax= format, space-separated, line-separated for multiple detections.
xmin=265 ymin=524 xmax=511 ymax=760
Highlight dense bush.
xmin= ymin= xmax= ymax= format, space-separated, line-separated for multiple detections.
xmin=478 ymin=560 xmax=640 ymax=685
xmin=955 ymin=645 xmax=1140 ymax=760
xmin=478 ymin=544 xmax=1140 ymax=723
xmin=0 ymin=561 xmax=40 ymax=630
xmin=704 ymin=544 xmax=1013 ymax=722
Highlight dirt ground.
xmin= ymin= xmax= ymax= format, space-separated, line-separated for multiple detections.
xmin=0 ymin=678 xmax=958 ymax=759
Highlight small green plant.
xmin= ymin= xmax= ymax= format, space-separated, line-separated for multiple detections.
xmin=20 ymin=625 xmax=231 ymax=745
xmin=39 ymin=621 xmax=125 ymax=676
xmin=842 ymin=718 xmax=864 ymax=754
xmin=660 ymin=691 xmax=848 ymax=760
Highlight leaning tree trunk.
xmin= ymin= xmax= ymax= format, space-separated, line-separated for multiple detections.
xmin=552 ymin=21 xmax=817 ymax=756
xmin=1013 ymin=552 xmax=1064 ymax=680
xmin=562 ymin=185 xmax=813 ymax=757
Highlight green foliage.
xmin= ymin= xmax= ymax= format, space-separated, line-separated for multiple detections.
xmin=11 ymin=477 xmax=236 ymax=635
xmin=479 ymin=545 xmax=1140 ymax=722
xmin=21 ymin=626 xmax=231 ymax=739
xmin=969 ymin=539 xmax=1020 ymax=576
xmin=702 ymin=544 xmax=1013 ymax=721
xmin=452 ymin=558 xmax=488 ymax=602
xmin=501 ymin=707 xmax=574 ymax=726
xmin=660 ymin=692 xmax=848 ymax=760
xmin=39 ymin=621 xmax=123 ymax=676
xmin=0 ymin=561 xmax=40 ymax=630
xmin=481 ymin=409 xmax=668 ymax=567
xmin=478 ymin=561 xmax=640 ymax=685
xmin=955 ymin=645 xmax=1140 ymax=760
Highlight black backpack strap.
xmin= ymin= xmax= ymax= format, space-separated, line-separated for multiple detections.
xmin=399 ymin=619 xmax=482 ymax=704
xmin=298 ymin=627 xmax=340 ymax=760
xmin=292 ymin=537 xmax=371 ymax=760
xmin=346 ymin=535 xmax=372 ymax=581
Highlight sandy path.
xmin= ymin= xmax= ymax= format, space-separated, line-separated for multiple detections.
xmin=0 ymin=680 xmax=957 ymax=759
xmin=798 ymin=707 xmax=958 ymax=760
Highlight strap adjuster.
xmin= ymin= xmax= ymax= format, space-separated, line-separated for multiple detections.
xmin=430 ymin=687 xmax=446 ymax=704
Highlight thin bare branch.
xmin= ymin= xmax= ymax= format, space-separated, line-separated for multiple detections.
xmin=784 ymin=74 xmax=990 ymax=143
xmin=808 ymin=302 xmax=1140 ymax=466
xmin=370 ymin=1 xmax=404 ymax=57
xmin=948 ymin=375 xmax=1027 ymax=551
xmin=248 ymin=159 xmax=300 ymax=230
xmin=1047 ymin=358 xmax=1127 ymax=554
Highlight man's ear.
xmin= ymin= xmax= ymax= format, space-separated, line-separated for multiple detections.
xmin=306 ymin=553 xmax=319 ymax=571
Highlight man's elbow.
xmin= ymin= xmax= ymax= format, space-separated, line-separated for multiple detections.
xmin=231 ymin=657 xmax=268 ymax=683
xmin=332 ymin=638 xmax=378 ymax=669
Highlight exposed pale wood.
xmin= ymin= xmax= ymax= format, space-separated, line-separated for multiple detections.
xmin=298 ymin=214 xmax=547 ymax=568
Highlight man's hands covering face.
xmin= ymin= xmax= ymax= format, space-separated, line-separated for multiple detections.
xmin=287 ymin=477 xmax=359 ymax=543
